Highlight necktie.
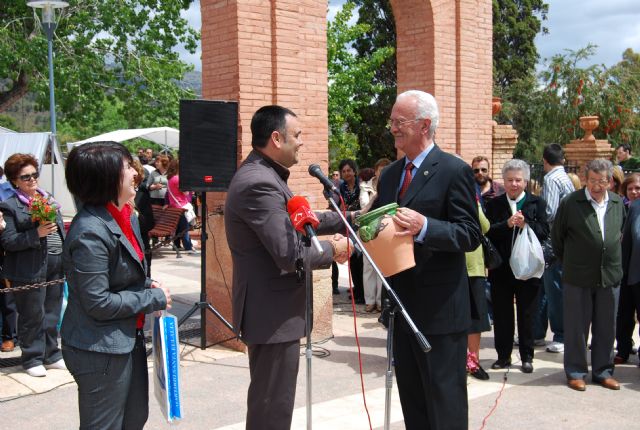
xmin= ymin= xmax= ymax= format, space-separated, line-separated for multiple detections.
xmin=398 ymin=161 xmax=414 ymax=200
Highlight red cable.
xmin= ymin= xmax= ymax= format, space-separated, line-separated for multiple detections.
xmin=478 ymin=369 xmax=509 ymax=430
xmin=339 ymin=195 xmax=373 ymax=430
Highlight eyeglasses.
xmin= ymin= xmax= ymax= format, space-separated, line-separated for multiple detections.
xmin=587 ymin=178 xmax=610 ymax=186
xmin=473 ymin=168 xmax=488 ymax=174
xmin=386 ymin=118 xmax=421 ymax=130
xmin=18 ymin=172 xmax=39 ymax=182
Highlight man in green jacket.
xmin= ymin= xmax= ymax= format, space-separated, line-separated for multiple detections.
xmin=552 ymin=159 xmax=624 ymax=392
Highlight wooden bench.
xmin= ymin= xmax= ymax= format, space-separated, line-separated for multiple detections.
xmin=149 ymin=205 xmax=186 ymax=258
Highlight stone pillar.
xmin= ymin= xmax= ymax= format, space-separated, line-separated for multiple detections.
xmin=564 ymin=140 xmax=614 ymax=184
xmin=491 ymin=124 xmax=518 ymax=180
xmin=200 ymin=0 xmax=333 ymax=348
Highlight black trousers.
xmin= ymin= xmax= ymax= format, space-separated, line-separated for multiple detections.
xmin=615 ymin=281 xmax=640 ymax=359
xmin=12 ymin=253 xmax=63 ymax=369
xmin=393 ymin=320 xmax=468 ymax=430
xmin=62 ymin=331 xmax=149 ymax=430
xmin=247 ymin=340 xmax=300 ymax=430
xmin=349 ymin=252 xmax=364 ymax=302
xmin=0 ymin=288 xmax=18 ymax=342
xmin=490 ymin=272 xmax=541 ymax=362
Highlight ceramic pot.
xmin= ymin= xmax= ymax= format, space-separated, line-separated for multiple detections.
xmin=492 ymin=97 xmax=502 ymax=116
xmin=357 ymin=203 xmax=416 ymax=277
xmin=579 ymin=115 xmax=599 ymax=142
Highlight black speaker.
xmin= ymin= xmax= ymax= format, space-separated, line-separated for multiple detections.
xmin=179 ymin=99 xmax=238 ymax=192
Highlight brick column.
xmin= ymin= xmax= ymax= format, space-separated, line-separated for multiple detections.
xmin=491 ymin=124 xmax=518 ymax=179
xmin=200 ymin=0 xmax=333 ymax=349
xmin=564 ymin=139 xmax=614 ymax=184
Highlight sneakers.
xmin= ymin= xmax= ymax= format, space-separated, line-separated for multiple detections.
xmin=185 ymin=249 xmax=200 ymax=255
xmin=25 ymin=365 xmax=47 ymax=377
xmin=546 ymin=342 xmax=564 ymax=353
xmin=45 ymin=359 xmax=67 ymax=370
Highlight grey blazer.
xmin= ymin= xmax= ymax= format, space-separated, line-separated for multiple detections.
xmin=622 ymin=199 xmax=640 ymax=286
xmin=225 ymin=151 xmax=345 ymax=345
xmin=0 ymin=193 xmax=66 ymax=283
xmin=61 ymin=204 xmax=167 ymax=354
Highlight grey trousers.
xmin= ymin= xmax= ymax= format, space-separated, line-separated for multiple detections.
xmin=247 ymin=340 xmax=300 ymax=430
xmin=563 ymin=282 xmax=619 ymax=382
xmin=62 ymin=331 xmax=149 ymax=430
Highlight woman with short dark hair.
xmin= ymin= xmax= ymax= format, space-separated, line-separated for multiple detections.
xmin=0 ymin=153 xmax=65 ymax=377
xmin=338 ymin=159 xmax=364 ymax=304
xmin=62 ymin=141 xmax=172 ymax=429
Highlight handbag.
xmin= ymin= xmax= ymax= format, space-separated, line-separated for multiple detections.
xmin=480 ymin=235 xmax=502 ymax=270
xmin=509 ymin=224 xmax=545 ymax=280
xmin=167 ymin=185 xmax=196 ymax=226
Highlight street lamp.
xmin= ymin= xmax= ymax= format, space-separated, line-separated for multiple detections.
xmin=27 ymin=0 xmax=68 ymax=195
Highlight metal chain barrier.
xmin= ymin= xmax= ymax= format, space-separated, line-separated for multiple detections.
xmin=0 ymin=278 xmax=65 ymax=294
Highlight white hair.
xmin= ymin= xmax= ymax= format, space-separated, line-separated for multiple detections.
xmin=396 ymin=90 xmax=439 ymax=138
xmin=502 ymin=159 xmax=530 ymax=181
xmin=585 ymin=158 xmax=614 ymax=179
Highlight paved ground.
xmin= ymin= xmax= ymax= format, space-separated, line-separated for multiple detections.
xmin=1 ymin=245 xmax=639 ymax=429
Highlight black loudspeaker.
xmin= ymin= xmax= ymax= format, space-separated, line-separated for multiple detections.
xmin=179 ymin=99 xmax=238 ymax=192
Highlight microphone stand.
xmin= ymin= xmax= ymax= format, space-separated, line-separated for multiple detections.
xmin=323 ymin=189 xmax=431 ymax=430
xmin=296 ymin=235 xmax=314 ymax=430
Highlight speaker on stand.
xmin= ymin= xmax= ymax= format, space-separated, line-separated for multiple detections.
xmin=177 ymin=99 xmax=238 ymax=349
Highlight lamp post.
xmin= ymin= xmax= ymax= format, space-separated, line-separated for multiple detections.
xmin=27 ymin=0 xmax=68 ymax=196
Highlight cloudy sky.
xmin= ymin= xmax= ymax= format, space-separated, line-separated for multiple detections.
xmin=180 ymin=0 xmax=639 ymax=72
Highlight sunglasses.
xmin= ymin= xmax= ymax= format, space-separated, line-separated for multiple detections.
xmin=18 ymin=172 xmax=39 ymax=182
xmin=473 ymin=168 xmax=488 ymax=174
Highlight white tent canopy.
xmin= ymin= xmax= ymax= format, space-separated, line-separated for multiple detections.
xmin=0 ymin=132 xmax=76 ymax=218
xmin=68 ymin=127 xmax=179 ymax=152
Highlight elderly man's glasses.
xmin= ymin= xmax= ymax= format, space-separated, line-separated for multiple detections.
xmin=473 ymin=168 xmax=488 ymax=174
xmin=587 ymin=178 xmax=609 ymax=186
xmin=386 ymin=118 xmax=421 ymax=130
xmin=18 ymin=172 xmax=39 ymax=182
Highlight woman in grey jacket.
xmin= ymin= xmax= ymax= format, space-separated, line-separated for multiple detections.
xmin=0 ymin=153 xmax=66 ymax=377
xmin=62 ymin=141 xmax=172 ymax=430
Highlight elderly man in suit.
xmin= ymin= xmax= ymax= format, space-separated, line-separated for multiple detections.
xmin=372 ymin=90 xmax=480 ymax=429
xmin=552 ymin=158 xmax=625 ymax=392
xmin=225 ymin=105 xmax=352 ymax=430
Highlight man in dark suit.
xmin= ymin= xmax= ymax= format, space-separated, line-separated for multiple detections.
xmin=372 ymin=90 xmax=480 ymax=429
xmin=225 ymin=105 xmax=352 ymax=430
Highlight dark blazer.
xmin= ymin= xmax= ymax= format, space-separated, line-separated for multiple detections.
xmin=134 ymin=183 xmax=155 ymax=244
xmin=224 ymin=151 xmax=345 ymax=345
xmin=61 ymin=204 xmax=167 ymax=354
xmin=552 ymin=189 xmax=624 ymax=288
xmin=372 ymin=145 xmax=481 ymax=335
xmin=485 ymin=192 xmax=549 ymax=279
xmin=622 ymin=199 xmax=640 ymax=286
xmin=0 ymin=193 xmax=66 ymax=283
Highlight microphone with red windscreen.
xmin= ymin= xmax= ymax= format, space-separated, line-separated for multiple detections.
xmin=287 ymin=196 xmax=324 ymax=254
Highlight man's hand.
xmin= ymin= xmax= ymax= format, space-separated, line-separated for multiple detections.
xmin=331 ymin=233 xmax=353 ymax=264
xmin=392 ymin=207 xmax=425 ymax=237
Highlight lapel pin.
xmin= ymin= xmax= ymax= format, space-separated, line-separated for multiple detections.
xmin=424 ymin=170 xmax=429 ymax=176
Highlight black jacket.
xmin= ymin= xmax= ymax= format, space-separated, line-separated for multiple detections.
xmin=0 ymin=194 xmax=65 ymax=283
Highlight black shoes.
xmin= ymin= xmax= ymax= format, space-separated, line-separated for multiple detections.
xmin=521 ymin=361 xmax=533 ymax=373
xmin=491 ymin=358 xmax=512 ymax=369
xmin=470 ymin=365 xmax=490 ymax=380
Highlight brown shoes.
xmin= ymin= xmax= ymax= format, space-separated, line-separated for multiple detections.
xmin=599 ymin=378 xmax=620 ymax=390
xmin=365 ymin=304 xmax=376 ymax=313
xmin=567 ymin=379 xmax=586 ymax=391
xmin=1 ymin=340 xmax=15 ymax=352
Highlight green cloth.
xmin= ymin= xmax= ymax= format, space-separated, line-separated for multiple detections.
xmin=465 ymin=202 xmax=490 ymax=277
xmin=551 ymin=189 xmax=625 ymax=288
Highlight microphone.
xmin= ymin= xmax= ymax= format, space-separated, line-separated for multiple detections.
xmin=308 ymin=164 xmax=338 ymax=193
xmin=287 ymin=196 xmax=324 ymax=255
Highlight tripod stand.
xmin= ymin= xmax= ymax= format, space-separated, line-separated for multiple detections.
xmin=177 ymin=191 xmax=235 ymax=349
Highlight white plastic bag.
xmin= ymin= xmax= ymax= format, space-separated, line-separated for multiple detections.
xmin=509 ymin=224 xmax=545 ymax=280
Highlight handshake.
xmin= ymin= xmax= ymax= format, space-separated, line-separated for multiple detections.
xmin=328 ymin=234 xmax=354 ymax=264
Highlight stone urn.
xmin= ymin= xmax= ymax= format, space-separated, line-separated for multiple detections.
xmin=492 ymin=97 xmax=502 ymax=116
xmin=579 ymin=115 xmax=599 ymax=142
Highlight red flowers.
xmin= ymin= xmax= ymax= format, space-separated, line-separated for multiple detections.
xmin=29 ymin=194 xmax=58 ymax=223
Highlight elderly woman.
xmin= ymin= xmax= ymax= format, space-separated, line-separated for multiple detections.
xmin=0 ymin=154 xmax=66 ymax=377
xmin=485 ymin=159 xmax=549 ymax=373
xmin=62 ymin=141 xmax=172 ymax=429
xmin=615 ymin=172 xmax=640 ymax=364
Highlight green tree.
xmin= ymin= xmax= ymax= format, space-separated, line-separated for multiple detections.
xmin=493 ymin=0 xmax=548 ymax=95
xmin=0 ymin=0 xmax=198 ymax=136
xmin=327 ymin=0 xmax=394 ymax=169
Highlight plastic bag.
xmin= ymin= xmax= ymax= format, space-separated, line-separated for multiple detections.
xmin=509 ymin=224 xmax=545 ymax=280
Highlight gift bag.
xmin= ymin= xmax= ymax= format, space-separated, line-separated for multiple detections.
xmin=153 ymin=311 xmax=183 ymax=423
xmin=509 ymin=224 xmax=545 ymax=280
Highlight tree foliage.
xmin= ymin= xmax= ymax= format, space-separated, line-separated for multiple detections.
xmin=0 ymin=0 xmax=199 ymax=139
xmin=327 ymin=0 xmax=394 ymax=169
xmin=492 ymin=0 xmax=548 ymax=95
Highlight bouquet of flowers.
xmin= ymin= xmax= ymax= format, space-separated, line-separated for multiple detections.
xmin=29 ymin=194 xmax=58 ymax=224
